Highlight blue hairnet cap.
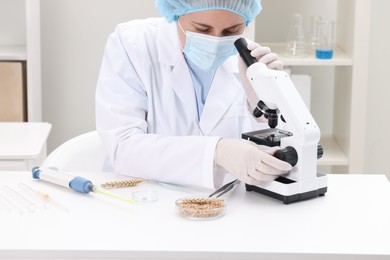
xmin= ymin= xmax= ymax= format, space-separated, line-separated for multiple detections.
xmin=155 ymin=0 xmax=262 ymax=25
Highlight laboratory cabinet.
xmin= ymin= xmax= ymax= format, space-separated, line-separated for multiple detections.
xmin=0 ymin=0 xmax=42 ymax=122
xmin=255 ymin=0 xmax=369 ymax=174
xmin=0 ymin=122 xmax=51 ymax=171
xmin=0 ymin=62 xmax=26 ymax=121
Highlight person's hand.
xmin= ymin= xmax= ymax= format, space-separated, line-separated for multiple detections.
xmin=214 ymin=138 xmax=292 ymax=185
xmin=247 ymin=41 xmax=283 ymax=70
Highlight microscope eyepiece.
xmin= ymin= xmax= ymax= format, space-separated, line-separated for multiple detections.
xmin=234 ymin=38 xmax=257 ymax=68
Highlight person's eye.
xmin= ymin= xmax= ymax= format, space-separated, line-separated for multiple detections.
xmin=223 ymin=31 xmax=239 ymax=36
xmin=196 ymin=28 xmax=210 ymax=33
xmin=222 ymin=28 xmax=242 ymax=36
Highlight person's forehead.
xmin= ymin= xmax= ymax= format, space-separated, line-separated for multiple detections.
xmin=180 ymin=10 xmax=245 ymax=26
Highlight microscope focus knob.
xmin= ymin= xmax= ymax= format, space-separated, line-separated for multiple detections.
xmin=317 ymin=144 xmax=324 ymax=159
xmin=274 ymin=146 xmax=298 ymax=167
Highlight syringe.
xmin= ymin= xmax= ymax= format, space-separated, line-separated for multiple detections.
xmin=32 ymin=167 xmax=138 ymax=205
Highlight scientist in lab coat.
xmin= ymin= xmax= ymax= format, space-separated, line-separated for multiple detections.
xmin=95 ymin=0 xmax=292 ymax=189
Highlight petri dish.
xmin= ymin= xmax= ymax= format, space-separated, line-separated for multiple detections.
xmin=132 ymin=190 xmax=158 ymax=203
xmin=175 ymin=197 xmax=226 ymax=220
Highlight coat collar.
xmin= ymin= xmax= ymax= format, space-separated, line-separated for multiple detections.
xmin=157 ymin=20 xmax=199 ymax=128
xmin=156 ymin=19 xmax=242 ymax=136
xmin=156 ymin=20 xmax=182 ymax=67
xmin=200 ymin=57 xmax=242 ymax=135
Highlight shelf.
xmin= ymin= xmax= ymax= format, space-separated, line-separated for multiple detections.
xmin=318 ymin=135 xmax=348 ymax=166
xmin=0 ymin=45 xmax=27 ymax=61
xmin=265 ymin=43 xmax=353 ymax=66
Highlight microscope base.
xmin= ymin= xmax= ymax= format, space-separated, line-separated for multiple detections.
xmin=245 ymin=175 xmax=328 ymax=204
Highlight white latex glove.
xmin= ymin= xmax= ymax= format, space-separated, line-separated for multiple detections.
xmin=214 ymin=138 xmax=292 ymax=185
xmin=247 ymin=41 xmax=283 ymax=70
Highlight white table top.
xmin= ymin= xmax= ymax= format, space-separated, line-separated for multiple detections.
xmin=0 ymin=122 xmax=51 ymax=159
xmin=0 ymin=171 xmax=389 ymax=260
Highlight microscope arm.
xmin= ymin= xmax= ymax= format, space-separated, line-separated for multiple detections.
xmin=246 ymin=62 xmax=321 ymax=183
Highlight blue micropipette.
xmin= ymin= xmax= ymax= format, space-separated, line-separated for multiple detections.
xmin=32 ymin=167 xmax=138 ymax=204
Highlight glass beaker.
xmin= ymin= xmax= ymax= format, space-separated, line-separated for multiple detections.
xmin=309 ymin=16 xmax=322 ymax=53
xmin=286 ymin=13 xmax=306 ymax=57
xmin=316 ymin=20 xmax=335 ymax=59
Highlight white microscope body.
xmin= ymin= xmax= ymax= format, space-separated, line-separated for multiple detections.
xmin=236 ymin=39 xmax=327 ymax=204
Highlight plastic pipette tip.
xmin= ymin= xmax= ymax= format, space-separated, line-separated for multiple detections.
xmin=92 ymin=186 xmax=139 ymax=205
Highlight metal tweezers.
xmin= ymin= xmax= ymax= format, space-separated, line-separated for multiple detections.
xmin=208 ymin=179 xmax=241 ymax=198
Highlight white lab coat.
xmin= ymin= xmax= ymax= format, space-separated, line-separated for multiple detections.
xmin=96 ymin=18 xmax=261 ymax=189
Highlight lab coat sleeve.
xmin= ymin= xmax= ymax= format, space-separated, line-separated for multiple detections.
xmin=96 ymin=23 xmax=220 ymax=189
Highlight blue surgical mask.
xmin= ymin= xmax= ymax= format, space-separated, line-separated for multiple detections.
xmin=178 ymin=22 xmax=241 ymax=71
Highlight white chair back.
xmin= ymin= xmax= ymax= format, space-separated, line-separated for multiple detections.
xmin=41 ymin=131 xmax=107 ymax=172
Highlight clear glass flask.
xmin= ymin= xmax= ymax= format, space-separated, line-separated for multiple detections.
xmin=286 ymin=13 xmax=306 ymax=57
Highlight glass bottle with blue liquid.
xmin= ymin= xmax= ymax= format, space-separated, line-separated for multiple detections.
xmin=316 ymin=20 xmax=335 ymax=59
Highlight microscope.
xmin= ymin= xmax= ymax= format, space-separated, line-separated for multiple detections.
xmin=234 ymin=38 xmax=327 ymax=204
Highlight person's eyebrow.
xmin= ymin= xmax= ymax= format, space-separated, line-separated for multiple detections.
xmin=192 ymin=21 xmax=245 ymax=29
xmin=191 ymin=21 xmax=212 ymax=28
xmin=225 ymin=23 xmax=245 ymax=30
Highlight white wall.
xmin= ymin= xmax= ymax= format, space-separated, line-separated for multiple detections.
xmin=365 ymin=0 xmax=390 ymax=177
xmin=255 ymin=0 xmax=337 ymax=42
xmin=0 ymin=0 xmax=25 ymax=45
xmin=41 ymin=0 xmax=158 ymax=151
